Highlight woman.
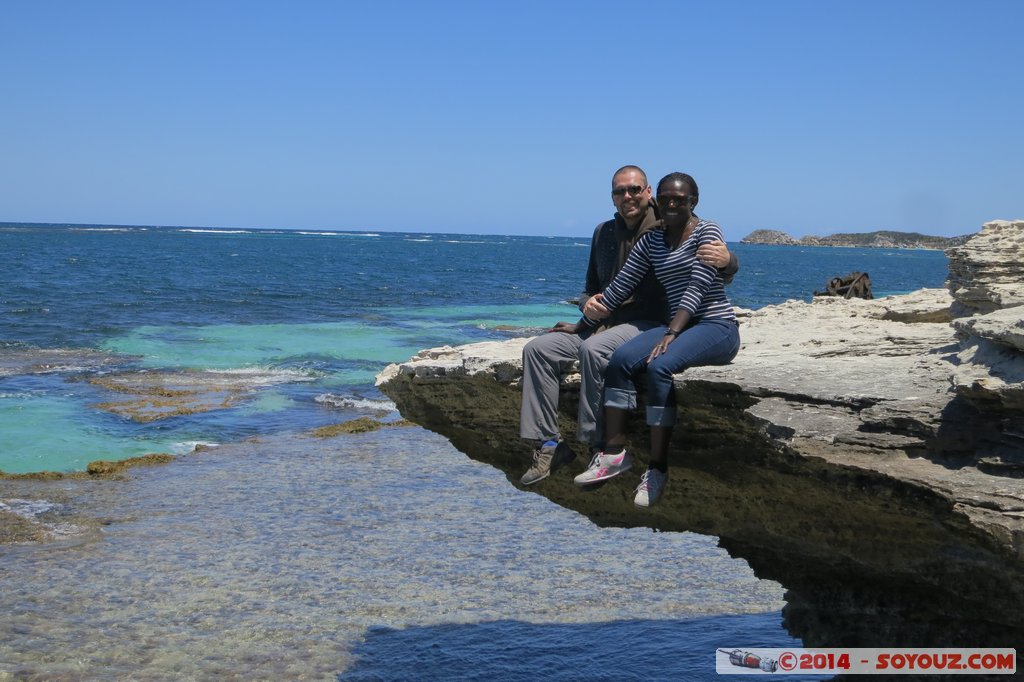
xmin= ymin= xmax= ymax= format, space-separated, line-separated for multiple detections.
xmin=571 ymin=172 xmax=740 ymax=507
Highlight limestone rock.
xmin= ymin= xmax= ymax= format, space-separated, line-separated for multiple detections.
xmin=947 ymin=219 xmax=1024 ymax=316
xmin=942 ymin=219 xmax=1024 ymax=462
xmin=375 ymin=341 xmax=529 ymax=386
xmin=377 ymin=222 xmax=1024 ymax=649
xmin=954 ymin=306 xmax=1024 ymax=353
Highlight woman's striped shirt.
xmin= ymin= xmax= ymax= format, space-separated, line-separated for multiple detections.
xmin=581 ymin=219 xmax=735 ymax=329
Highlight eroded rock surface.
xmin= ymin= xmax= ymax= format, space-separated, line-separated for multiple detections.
xmin=948 ymin=220 xmax=1024 ymax=316
xmin=946 ymin=220 xmax=1024 ymax=476
xmin=377 ymin=221 xmax=1024 ymax=651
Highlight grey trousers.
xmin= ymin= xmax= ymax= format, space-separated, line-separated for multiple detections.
xmin=519 ymin=321 xmax=659 ymax=446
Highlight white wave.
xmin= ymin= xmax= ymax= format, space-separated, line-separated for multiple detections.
xmin=0 ymin=498 xmax=60 ymax=517
xmin=174 ymin=441 xmax=220 ymax=454
xmin=44 ymin=522 xmax=83 ymax=537
xmin=28 ymin=364 xmax=93 ymax=374
xmin=314 ymin=393 xmax=396 ymax=411
xmin=178 ymin=229 xmax=255 ymax=234
xmin=302 ymin=231 xmax=380 ymax=237
xmin=204 ymin=367 xmax=319 ymax=383
xmin=0 ymin=498 xmax=87 ymax=539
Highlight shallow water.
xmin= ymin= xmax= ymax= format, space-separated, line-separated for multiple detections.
xmin=0 ymin=428 xmax=798 ymax=680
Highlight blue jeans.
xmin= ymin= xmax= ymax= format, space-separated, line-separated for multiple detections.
xmin=604 ymin=318 xmax=740 ymax=427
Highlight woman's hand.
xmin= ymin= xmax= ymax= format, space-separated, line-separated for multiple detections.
xmin=648 ymin=333 xmax=675 ymax=361
xmin=654 ymin=312 xmax=690 ymax=361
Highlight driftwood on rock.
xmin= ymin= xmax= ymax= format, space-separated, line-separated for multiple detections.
xmin=813 ymin=271 xmax=873 ymax=299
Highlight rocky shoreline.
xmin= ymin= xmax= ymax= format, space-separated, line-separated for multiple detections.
xmin=740 ymin=228 xmax=971 ymax=249
xmin=377 ymin=220 xmax=1024 ymax=653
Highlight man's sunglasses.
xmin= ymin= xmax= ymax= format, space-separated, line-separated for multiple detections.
xmin=611 ymin=184 xmax=646 ymax=198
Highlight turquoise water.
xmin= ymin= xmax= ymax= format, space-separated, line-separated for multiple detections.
xmin=0 ymin=391 xmax=182 ymax=473
xmin=99 ymin=303 xmax=569 ymax=372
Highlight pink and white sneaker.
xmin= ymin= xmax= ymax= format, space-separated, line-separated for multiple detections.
xmin=573 ymin=450 xmax=632 ymax=486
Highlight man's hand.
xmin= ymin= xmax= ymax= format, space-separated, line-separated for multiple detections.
xmin=696 ymin=240 xmax=731 ymax=269
xmin=581 ymin=293 xmax=610 ymax=321
xmin=548 ymin=321 xmax=580 ymax=334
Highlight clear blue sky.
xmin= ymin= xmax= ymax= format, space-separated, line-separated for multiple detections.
xmin=2 ymin=1 xmax=1021 ymax=239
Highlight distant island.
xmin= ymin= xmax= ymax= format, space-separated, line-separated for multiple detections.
xmin=740 ymin=229 xmax=972 ymax=249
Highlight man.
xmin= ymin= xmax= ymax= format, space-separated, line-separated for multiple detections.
xmin=519 ymin=165 xmax=737 ymax=484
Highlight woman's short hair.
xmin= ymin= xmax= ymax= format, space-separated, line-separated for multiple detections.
xmin=656 ymin=172 xmax=699 ymax=207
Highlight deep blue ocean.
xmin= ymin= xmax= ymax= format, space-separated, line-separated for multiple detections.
xmin=0 ymin=223 xmax=949 ymax=680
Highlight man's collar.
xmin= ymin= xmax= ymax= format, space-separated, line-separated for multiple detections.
xmin=616 ymin=205 xmax=659 ymax=234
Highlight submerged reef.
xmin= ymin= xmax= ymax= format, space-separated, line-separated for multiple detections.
xmin=87 ymin=368 xmax=315 ymax=422
xmin=0 ymin=419 xmax=402 ymax=545
xmin=377 ymin=220 xmax=1024 ymax=652
xmin=0 ymin=453 xmax=176 ymax=481
xmin=311 ymin=417 xmax=413 ymax=438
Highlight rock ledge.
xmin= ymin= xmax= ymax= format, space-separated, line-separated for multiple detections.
xmin=378 ymin=220 xmax=1024 ymax=650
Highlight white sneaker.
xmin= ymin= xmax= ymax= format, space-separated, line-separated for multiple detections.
xmin=634 ymin=468 xmax=668 ymax=507
xmin=573 ymin=450 xmax=632 ymax=486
